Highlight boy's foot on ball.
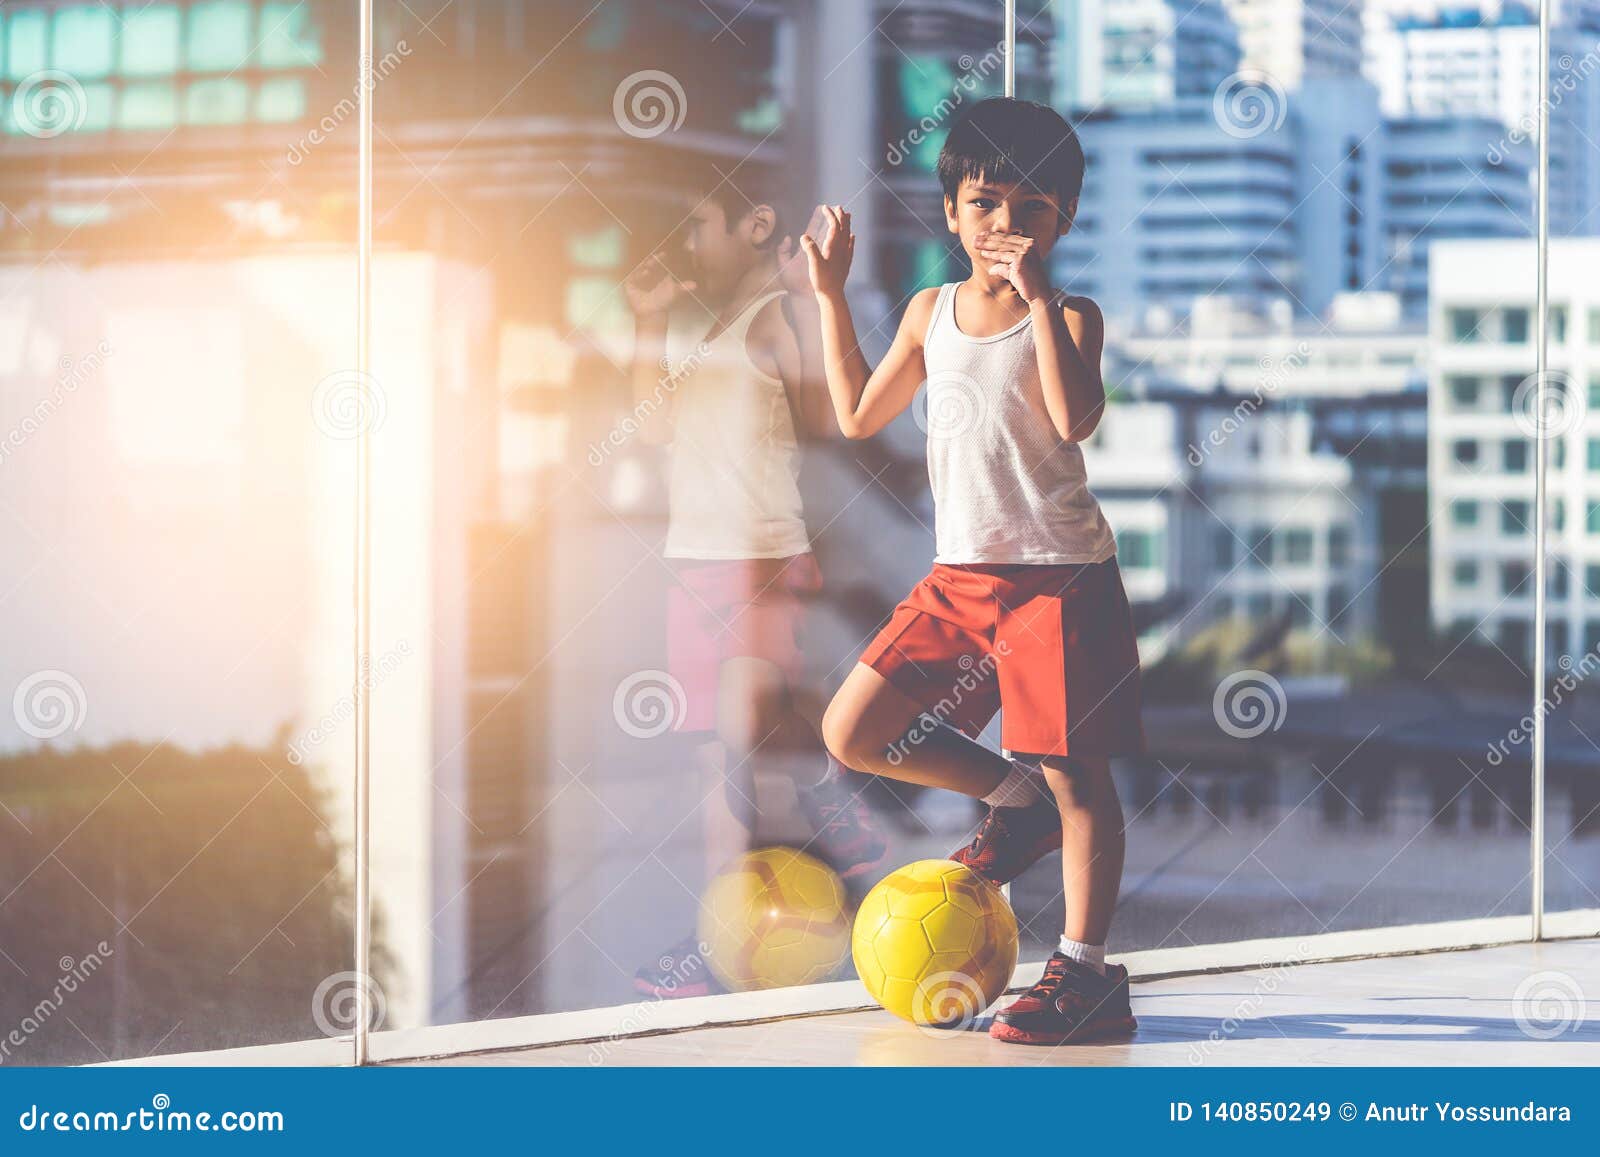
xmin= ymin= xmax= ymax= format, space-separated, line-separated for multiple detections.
xmin=798 ymin=763 xmax=889 ymax=880
xmin=633 ymin=934 xmax=725 ymax=999
xmin=949 ymin=793 xmax=1062 ymax=885
xmin=989 ymin=953 xmax=1136 ymax=1045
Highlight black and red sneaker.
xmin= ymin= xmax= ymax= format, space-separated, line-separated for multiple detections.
xmin=949 ymin=793 xmax=1062 ymax=885
xmin=989 ymin=952 xmax=1137 ymax=1045
xmin=798 ymin=764 xmax=889 ymax=881
xmin=633 ymin=934 xmax=725 ymax=999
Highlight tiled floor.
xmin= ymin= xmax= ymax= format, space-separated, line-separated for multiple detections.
xmin=405 ymin=937 xmax=1600 ymax=1066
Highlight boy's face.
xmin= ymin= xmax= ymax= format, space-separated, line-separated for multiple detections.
xmin=944 ymin=176 xmax=1074 ymax=271
xmin=680 ymin=196 xmax=775 ymax=296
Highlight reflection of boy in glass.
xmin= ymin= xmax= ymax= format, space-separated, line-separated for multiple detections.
xmin=623 ymin=170 xmax=886 ymax=997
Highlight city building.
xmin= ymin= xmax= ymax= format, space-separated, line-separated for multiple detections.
xmin=1428 ymin=237 xmax=1600 ymax=664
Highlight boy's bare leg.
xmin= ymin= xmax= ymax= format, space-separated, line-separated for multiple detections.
xmin=1041 ymin=755 xmax=1125 ymax=944
xmin=823 ymin=662 xmax=1011 ymax=797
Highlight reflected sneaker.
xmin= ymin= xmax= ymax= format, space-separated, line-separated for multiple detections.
xmin=633 ymin=934 xmax=724 ymax=999
xmin=949 ymin=794 xmax=1062 ymax=885
xmin=798 ymin=766 xmax=889 ymax=880
xmin=989 ymin=953 xmax=1137 ymax=1045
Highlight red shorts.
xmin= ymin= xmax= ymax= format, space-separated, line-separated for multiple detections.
xmin=859 ymin=558 xmax=1146 ymax=758
xmin=666 ymin=553 xmax=821 ymax=734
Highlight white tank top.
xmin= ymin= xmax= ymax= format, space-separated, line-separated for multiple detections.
xmin=664 ymin=290 xmax=810 ymax=560
xmin=921 ymin=281 xmax=1117 ymax=565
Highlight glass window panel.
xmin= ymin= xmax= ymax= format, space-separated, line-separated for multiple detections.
xmin=118 ymin=81 xmax=179 ymax=129
xmin=186 ymin=0 xmax=253 ymax=72
xmin=121 ymin=6 xmax=182 ymax=77
xmin=51 ymin=7 xmax=115 ymax=77
xmin=256 ymin=75 xmax=306 ymax=122
xmin=6 ymin=8 xmax=49 ymax=80
xmin=258 ymin=2 xmax=323 ymax=69
xmin=185 ymin=77 xmax=250 ymax=124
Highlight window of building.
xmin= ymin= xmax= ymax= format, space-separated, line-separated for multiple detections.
xmin=1501 ymin=499 xmax=1529 ymax=534
xmin=1329 ymin=525 xmax=1350 ymax=567
xmin=1502 ymin=307 xmax=1530 ymax=343
xmin=1452 ymin=500 xmax=1479 ymax=528
xmin=1283 ymin=528 xmax=1313 ymax=564
xmin=1503 ymin=441 xmax=1527 ymax=472
xmin=1449 ymin=307 xmax=1481 ymax=341
xmin=1448 ymin=375 xmax=1480 ymax=409
xmin=1453 ymin=559 xmax=1479 ymax=587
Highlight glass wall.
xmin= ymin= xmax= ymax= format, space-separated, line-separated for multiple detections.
xmin=0 ymin=1 xmax=358 ymax=1064
xmin=4 ymin=0 xmax=1587 ymax=1064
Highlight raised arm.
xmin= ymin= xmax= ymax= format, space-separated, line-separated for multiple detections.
xmin=801 ymin=205 xmax=937 ymax=440
xmin=623 ymin=254 xmax=696 ymax=445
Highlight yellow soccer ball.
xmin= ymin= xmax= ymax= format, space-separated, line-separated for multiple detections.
xmin=852 ymin=859 xmax=1019 ymax=1027
xmin=698 ymin=847 xmax=850 ymax=991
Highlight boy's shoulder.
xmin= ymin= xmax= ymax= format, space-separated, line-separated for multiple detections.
xmin=901 ymin=285 xmax=945 ymax=342
xmin=1057 ymin=292 xmax=1103 ymax=325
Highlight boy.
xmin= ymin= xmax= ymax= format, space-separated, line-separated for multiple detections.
xmin=623 ymin=168 xmax=887 ymax=998
xmin=801 ymin=99 xmax=1146 ymax=1044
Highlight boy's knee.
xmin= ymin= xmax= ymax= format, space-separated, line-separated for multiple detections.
xmin=821 ymin=700 xmax=875 ymax=770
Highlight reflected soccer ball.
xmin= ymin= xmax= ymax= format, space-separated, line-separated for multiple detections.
xmin=852 ymin=859 xmax=1019 ymax=1027
xmin=698 ymin=847 xmax=850 ymax=991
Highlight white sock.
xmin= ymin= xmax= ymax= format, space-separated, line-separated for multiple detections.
xmin=1058 ymin=935 xmax=1107 ymax=975
xmin=981 ymin=760 xmax=1047 ymax=808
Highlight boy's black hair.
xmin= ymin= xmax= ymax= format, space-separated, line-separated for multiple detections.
xmin=936 ymin=97 xmax=1086 ymax=209
xmin=686 ymin=161 xmax=786 ymax=250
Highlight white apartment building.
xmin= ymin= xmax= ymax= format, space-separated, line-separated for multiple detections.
xmin=1056 ymin=0 xmax=1241 ymax=108
xmin=1365 ymin=0 xmax=1600 ymax=235
xmin=1428 ymin=237 xmax=1600 ymax=664
xmin=1082 ymin=392 xmax=1381 ymax=662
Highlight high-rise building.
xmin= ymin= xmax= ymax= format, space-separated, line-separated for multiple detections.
xmin=1056 ymin=0 xmax=1242 ymax=108
xmin=1222 ymin=0 xmax=1366 ymax=87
